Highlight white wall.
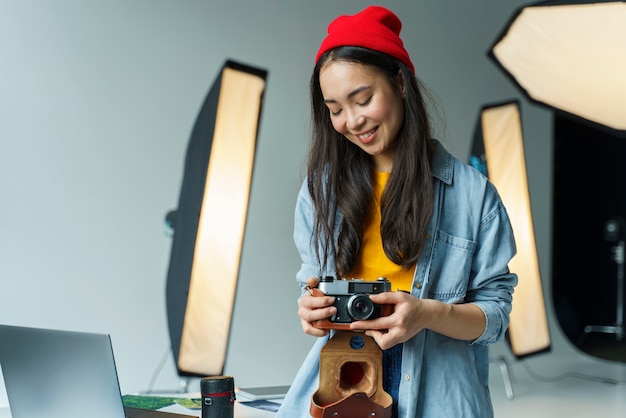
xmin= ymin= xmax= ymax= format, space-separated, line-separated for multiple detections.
xmin=1 ymin=0 xmax=562 ymax=400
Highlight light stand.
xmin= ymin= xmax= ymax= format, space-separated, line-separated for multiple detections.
xmin=583 ymin=217 xmax=625 ymax=341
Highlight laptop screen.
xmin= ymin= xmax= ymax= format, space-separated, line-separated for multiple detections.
xmin=0 ymin=325 xmax=126 ymax=418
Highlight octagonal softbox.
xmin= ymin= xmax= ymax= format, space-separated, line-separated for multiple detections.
xmin=489 ymin=0 xmax=626 ymax=137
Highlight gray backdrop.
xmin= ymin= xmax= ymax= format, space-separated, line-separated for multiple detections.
xmin=1 ymin=0 xmax=558 ymax=398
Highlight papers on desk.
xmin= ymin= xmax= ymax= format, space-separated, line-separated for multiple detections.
xmin=238 ymin=400 xmax=281 ymax=413
xmin=236 ymin=385 xmax=289 ymax=401
xmin=121 ymin=391 xmax=283 ymax=416
xmin=235 ymin=385 xmax=286 ymax=414
xmin=122 ymin=395 xmax=201 ymax=410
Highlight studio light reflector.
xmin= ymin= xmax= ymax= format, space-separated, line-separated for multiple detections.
xmin=489 ymin=0 xmax=626 ymax=137
xmin=165 ymin=60 xmax=267 ymax=377
xmin=471 ymin=101 xmax=551 ymax=358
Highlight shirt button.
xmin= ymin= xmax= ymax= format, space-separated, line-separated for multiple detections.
xmin=414 ymin=282 xmax=422 ymax=289
xmin=404 ymin=375 xmax=411 ymax=381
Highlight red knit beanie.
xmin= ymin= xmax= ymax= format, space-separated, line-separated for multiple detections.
xmin=315 ymin=5 xmax=415 ymax=74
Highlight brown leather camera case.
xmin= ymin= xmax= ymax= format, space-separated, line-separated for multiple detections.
xmin=310 ymin=331 xmax=392 ymax=418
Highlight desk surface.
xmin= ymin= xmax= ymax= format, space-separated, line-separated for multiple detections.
xmin=0 ymin=402 xmax=277 ymax=418
xmin=160 ymin=400 xmax=278 ymax=417
xmin=142 ymin=391 xmax=279 ymax=418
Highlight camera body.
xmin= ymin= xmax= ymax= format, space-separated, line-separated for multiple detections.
xmin=317 ymin=276 xmax=392 ymax=324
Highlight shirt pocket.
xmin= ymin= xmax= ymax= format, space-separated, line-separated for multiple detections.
xmin=426 ymin=229 xmax=476 ymax=302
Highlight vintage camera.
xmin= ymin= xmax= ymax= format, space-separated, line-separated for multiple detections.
xmin=317 ymin=276 xmax=392 ymax=324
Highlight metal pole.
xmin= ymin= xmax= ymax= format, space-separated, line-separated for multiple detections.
xmin=614 ymin=240 xmax=624 ymax=340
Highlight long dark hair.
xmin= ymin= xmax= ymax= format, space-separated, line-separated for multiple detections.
xmin=308 ymin=46 xmax=435 ymax=277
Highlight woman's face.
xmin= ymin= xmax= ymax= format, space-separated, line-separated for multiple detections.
xmin=319 ymin=60 xmax=405 ymax=172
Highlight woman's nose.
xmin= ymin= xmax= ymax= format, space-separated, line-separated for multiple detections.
xmin=346 ymin=112 xmax=365 ymax=131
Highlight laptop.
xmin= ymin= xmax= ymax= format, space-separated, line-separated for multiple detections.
xmin=0 ymin=324 xmax=191 ymax=418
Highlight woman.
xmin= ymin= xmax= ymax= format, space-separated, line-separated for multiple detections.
xmin=277 ymin=6 xmax=517 ymax=417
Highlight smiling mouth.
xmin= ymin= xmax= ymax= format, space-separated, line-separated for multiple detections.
xmin=357 ymin=127 xmax=377 ymax=141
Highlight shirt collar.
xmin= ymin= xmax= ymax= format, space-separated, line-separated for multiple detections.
xmin=431 ymin=139 xmax=454 ymax=185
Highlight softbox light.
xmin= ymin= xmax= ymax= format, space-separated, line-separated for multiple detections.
xmin=165 ymin=60 xmax=267 ymax=377
xmin=470 ymin=101 xmax=551 ymax=358
xmin=489 ymin=0 xmax=626 ymax=137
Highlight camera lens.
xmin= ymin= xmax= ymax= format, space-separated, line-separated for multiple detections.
xmin=347 ymin=294 xmax=375 ymax=320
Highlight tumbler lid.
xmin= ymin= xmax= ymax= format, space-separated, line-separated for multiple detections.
xmin=201 ymin=375 xmax=235 ymax=394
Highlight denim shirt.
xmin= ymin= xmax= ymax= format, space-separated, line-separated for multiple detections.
xmin=277 ymin=140 xmax=517 ymax=418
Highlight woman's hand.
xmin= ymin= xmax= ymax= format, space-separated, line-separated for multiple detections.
xmin=297 ymin=277 xmax=337 ymax=337
xmin=349 ymin=292 xmax=486 ymax=350
xmin=349 ymin=291 xmax=428 ymax=350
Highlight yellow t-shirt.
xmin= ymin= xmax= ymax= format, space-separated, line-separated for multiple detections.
xmin=347 ymin=171 xmax=414 ymax=292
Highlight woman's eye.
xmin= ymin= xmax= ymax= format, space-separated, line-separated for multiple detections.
xmin=357 ymin=96 xmax=373 ymax=106
xmin=329 ymin=108 xmax=342 ymax=116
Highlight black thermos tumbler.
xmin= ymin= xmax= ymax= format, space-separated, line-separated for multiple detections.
xmin=201 ymin=375 xmax=235 ymax=418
